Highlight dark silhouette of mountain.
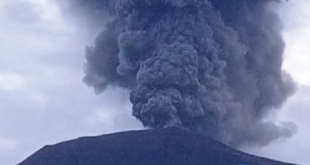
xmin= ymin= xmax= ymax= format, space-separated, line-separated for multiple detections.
xmin=18 ymin=127 xmax=297 ymax=165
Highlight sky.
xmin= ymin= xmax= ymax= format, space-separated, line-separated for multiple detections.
xmin=0 ymin=0 xmax=309 ymax=165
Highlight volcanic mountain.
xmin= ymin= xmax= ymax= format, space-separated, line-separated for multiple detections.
xmin=18 ymin=127 xmax=296 ymax=165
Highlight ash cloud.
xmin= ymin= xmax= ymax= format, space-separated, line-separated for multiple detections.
xmin=65 ymin=0 xmax=296 ymax=147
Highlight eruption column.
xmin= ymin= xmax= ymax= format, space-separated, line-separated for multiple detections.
xmin=82 ymin=0 xmax=296 ymax=147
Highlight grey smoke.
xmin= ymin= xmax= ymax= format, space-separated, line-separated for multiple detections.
xmin=64 ymin=0 xmax=297 ymax=147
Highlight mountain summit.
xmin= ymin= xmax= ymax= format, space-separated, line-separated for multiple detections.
xmin=18 ymin=127 xmax=296 ymax=165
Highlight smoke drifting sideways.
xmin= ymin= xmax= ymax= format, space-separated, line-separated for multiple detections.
xmin=59 ymin=0 xmax=297 ymax=147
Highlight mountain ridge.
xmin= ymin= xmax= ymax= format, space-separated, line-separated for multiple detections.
xmin=18 ymin=127 xmax=297 ymax=165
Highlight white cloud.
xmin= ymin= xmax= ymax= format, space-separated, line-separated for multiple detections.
xmin=0 ymin=73 xmax=27 ymax=91
xmin=280 ymin=0 xmax=310 ymax=86
xmin=0 ymin=137 xmax=18 ymax=152
xmin=0 ymin=0 xmax=141 ymax=165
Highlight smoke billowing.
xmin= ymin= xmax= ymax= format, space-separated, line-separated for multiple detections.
xmin=68 ymin=0 xmax=296 ymax=147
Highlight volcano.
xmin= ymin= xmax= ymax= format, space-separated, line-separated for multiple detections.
xmin=18 ymin=127 xmax=296 ymax=165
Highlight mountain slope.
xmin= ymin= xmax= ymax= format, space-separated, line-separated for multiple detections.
xmin=18 ymin=127 xmax=297 ymax=165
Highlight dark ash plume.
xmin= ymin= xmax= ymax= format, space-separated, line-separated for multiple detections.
xmin=77 ymin=0 xmax=296 ymax=147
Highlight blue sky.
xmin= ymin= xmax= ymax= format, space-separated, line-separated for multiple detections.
xmin=0 ymin=0 xmax=309 ymax=165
